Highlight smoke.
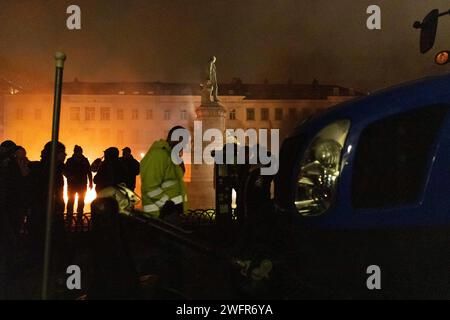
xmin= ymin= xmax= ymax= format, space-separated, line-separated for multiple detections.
xmin=1 ymin=0 xmax=450 ymax=91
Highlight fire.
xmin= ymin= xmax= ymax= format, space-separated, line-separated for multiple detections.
xmin=63 ymin=177 xmax=97 ymax=213
xmin=85 ymin=187 xmax=97 ymax=204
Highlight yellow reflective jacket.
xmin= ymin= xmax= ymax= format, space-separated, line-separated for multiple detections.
xmin=140 ymin=139 xmax=187 ymax=218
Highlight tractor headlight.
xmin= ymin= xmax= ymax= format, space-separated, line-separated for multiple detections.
xmin=295 ymin=120 xmax=350 ymax=216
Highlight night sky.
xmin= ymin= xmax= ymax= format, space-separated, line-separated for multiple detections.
xmin=1 ymin=0 xmax=450 ymax=92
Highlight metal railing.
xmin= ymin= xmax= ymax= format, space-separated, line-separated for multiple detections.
xmin=64 ymin=208 xmax=219 ymax=233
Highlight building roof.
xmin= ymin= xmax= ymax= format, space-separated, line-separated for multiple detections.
xmin=15 ymin=79 xmax=364 ymax=100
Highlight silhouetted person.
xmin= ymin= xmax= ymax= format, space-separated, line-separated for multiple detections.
xmin=239 ymin=145 xmax=275 ymax=252
xmin=88 ymin=197 xmax=140 ymax=299
xmin=119 ymin=147 xmax=140 ymax=191
xmin=7 ymin=146 xmax=31 ymax=237
xmin=1 ymin=141 xmax=17 ymax=236
xmin=64 ymin=145 xmax=93 ymax=222
xmin=0 ymin=140 xmax=17 ymax=298
xmin=28 ymin=141 xmax=67 ymax=265
xmin=94 ymin=147 xmax=127 ymax=193
xmin=1 ymin=140 xmax=17 ymax=227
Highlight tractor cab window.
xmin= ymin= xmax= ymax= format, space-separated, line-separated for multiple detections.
xmin=295 ymin=120 xmax=350 ymax=216
xmin=352 ymin=105 xmax=448 ymax=209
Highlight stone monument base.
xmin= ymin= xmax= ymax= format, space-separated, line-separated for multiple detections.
xmin=186 ymin=101 xmax=226 ymax=210
xmin=186 ymin=180 xmax=215 ymax=210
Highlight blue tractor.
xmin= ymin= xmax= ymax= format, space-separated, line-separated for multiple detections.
xmin=272 ymin=9 xmax=450 ymax=298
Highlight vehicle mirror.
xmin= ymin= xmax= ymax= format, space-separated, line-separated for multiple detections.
xmin=414 ymin=9 xmax=439 ymax=54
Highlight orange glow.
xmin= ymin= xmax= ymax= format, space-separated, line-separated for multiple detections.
xmin=63 ymin=177 xmax=97 ymax=213
xmin=85 ymin=187 xmax=97 ymax=204
xmin=435 ymin=51 xmax=449 ymax=65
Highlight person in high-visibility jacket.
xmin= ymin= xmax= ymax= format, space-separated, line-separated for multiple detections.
xmin=140 ymin=126 xmax=188 ymax=218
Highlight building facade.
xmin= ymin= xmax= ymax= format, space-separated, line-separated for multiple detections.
xmin=0 ymin=80 xmax=360 ymax=207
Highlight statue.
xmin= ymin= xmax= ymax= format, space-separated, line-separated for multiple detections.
xmin=201 ymin=56 xmax=220 ymax=105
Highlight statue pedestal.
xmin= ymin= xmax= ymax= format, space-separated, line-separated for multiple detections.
xmin=187 ymin=102 xmax=226 ymax=210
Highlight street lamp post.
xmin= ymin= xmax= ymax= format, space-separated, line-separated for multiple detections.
xmin=42 ymin=52 xmax=66 ymax=300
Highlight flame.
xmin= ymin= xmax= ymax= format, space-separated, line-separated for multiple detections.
xmin=63 ymin=177 xmax=97 ymax=213
xmin=85 ymin=187 xmax=97 ymax=204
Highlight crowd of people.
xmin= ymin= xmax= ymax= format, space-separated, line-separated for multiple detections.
xmin=1 ymin=141 xmax=141 ymax=231
xmin=0 ymin=126 xmax=191 ymax=297
xmin=0 ymin=140 xmax=141 ymax=292
xmin=0 ymin=125 xmax=274 ymax=299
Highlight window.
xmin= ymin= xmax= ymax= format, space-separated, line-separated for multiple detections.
xmin=297 ymin=109 xmax=303 ymax=120
xmin=180 ymin=110 xmax=187 ymax=120
xmin=304 ymin=108 xmax=313 ymax=117
xmin=229 ymin=109 xmax=236 ymax=120
xmin=246 ymin=108 xmax=255 ymax=121
xmin=117 ymin=109 xmax=124 ymax=120
xmin=34 ymin=109 xmax=42 ymax=120
xmin=15 ymin=130 xmax=23 ymax=144
xmin=145 ymin=131 xmax=153 ymax=144
xmin=16 ymin=108 xmax=23 ymax=120
xmin=100 ymin=129 xmax=110 ymax=144
xmin=352 ymin=105 xmax=448 ymax=209
xmin=261 ymin=108 xmax=269 ymax=121
xmin=134 ymin=130 xmax=141 ymax=143
xmin=164 ymin=110 xmax=171 ymax=120
xmin=289 ymin=108 xmax=296 ymax=119
xmin=70 ymin=107 xmax=80 ymax=121
xmin=117 ymin=130 xmax=124 ymax=145
xmin=275 ymin=108 xmax=283 ymax=121
xmin=100 ymin=107 xmax=110 ymax=121
xmin=132 ymin=109 xmax=139 ymax=120
xmin=85 ymin=128 xmax=96 ymax=143
xmin=146 ymin=109 xmax=153 ymax=120
xmin=85 ymin=107 xmax=95 ymax=121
